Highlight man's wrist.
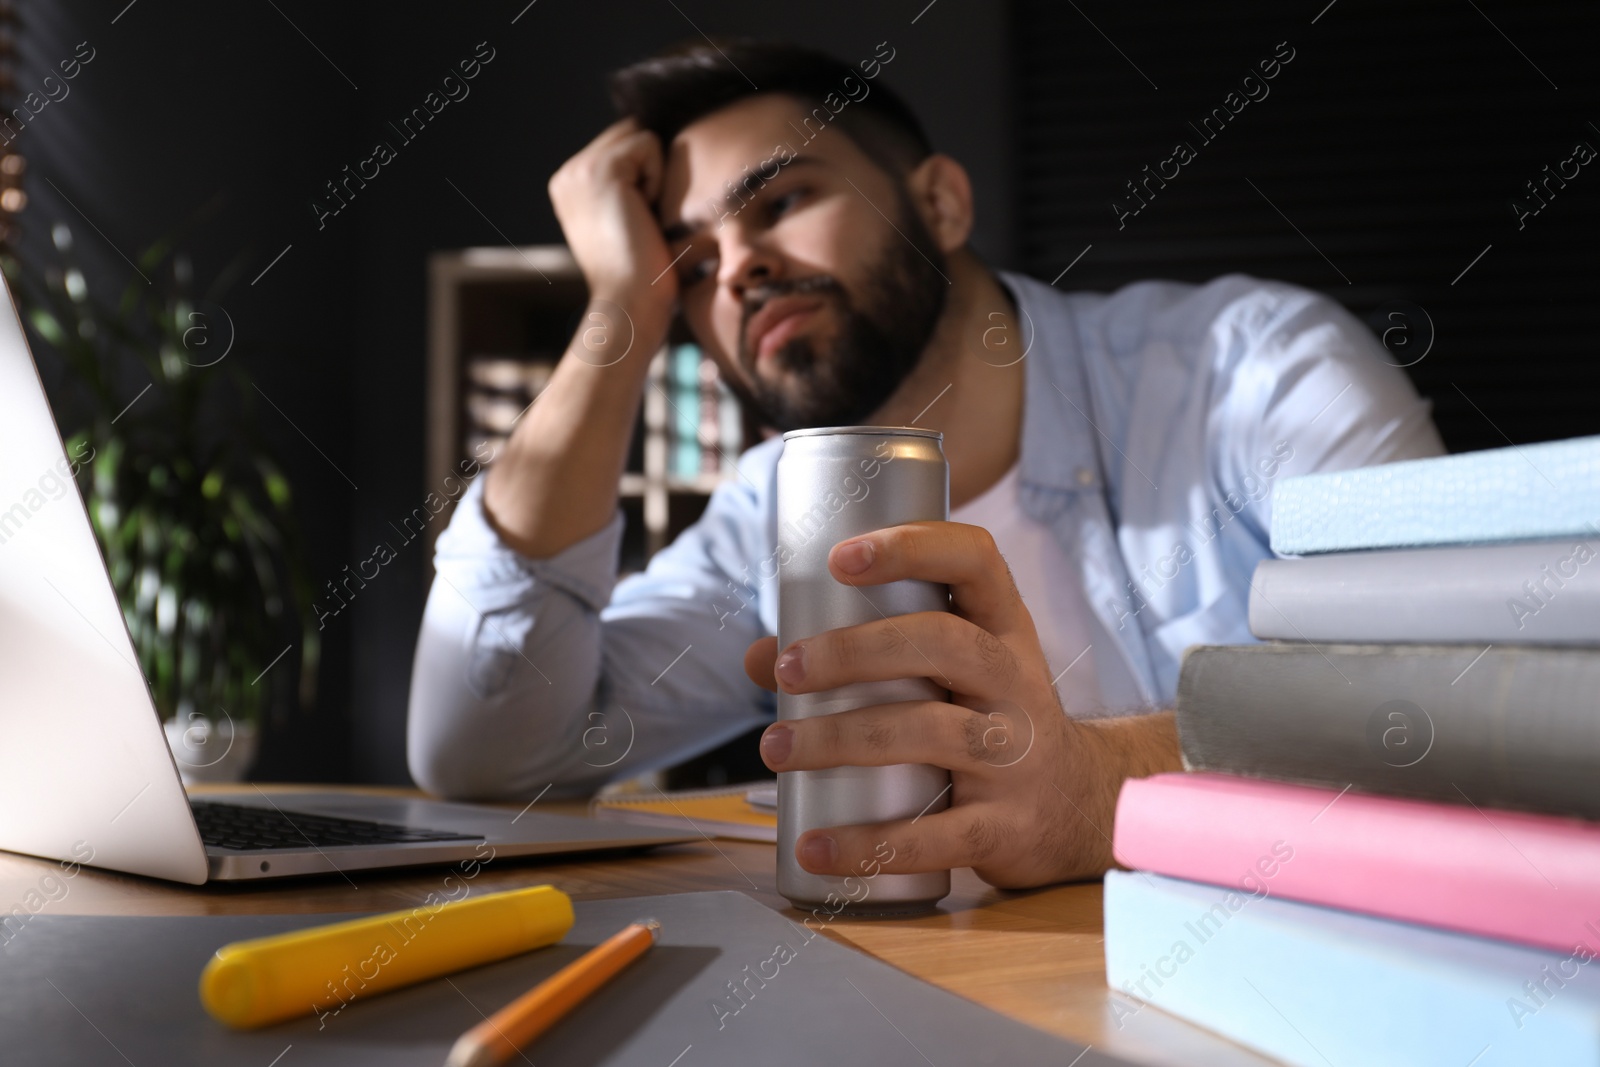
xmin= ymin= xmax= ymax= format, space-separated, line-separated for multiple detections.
xmin=1064 ymin=710 xmax=1183 ymax=877
xmin=581 ymin=287 xmax=674 ymax=360
xmin=1082 ymin=709 xmax=1182 ymax=779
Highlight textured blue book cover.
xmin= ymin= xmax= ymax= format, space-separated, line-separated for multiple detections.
xmin=1104 ymin=871 xmax=1600 ymax=1067
xmin=1270 ymin=434 xmax=1600 ymax=554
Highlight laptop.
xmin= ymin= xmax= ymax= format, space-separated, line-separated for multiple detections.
xmin=0 ymin=277 xmax=694 ymax=884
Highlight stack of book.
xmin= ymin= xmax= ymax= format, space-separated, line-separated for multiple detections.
xmin=1104 ymin=434 xmax=1600 ymax=1066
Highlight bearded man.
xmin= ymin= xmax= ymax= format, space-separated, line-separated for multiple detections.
xmin=407 ymin=41 xmax=1442 ymax=888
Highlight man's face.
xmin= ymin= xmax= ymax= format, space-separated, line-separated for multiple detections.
xmin=657 ymin=94 xmax=948 ymax=431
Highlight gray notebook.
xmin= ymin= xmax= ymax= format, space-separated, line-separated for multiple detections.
xmin=1 ymin=889 xmax=1128 ymax=1066
xmin=1175 ymin=642 xmax=1600 ymax=819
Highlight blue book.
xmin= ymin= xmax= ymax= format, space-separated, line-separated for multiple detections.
xmin=1104 ymin=871 xmax=1600 ymax=1067
xmin=1270 ymin=434 xmax=1600 ymax=554
xmin=669 ymin=343 xmax=701 ymax=478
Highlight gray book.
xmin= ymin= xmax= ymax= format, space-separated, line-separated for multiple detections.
xmin=1249 ymin=539 xmax=1600 ymax=644
xmin=0 ymin=889 xmax=1128 ymax=1066
xmin=1176 ymin=643 xmax=1600 ymax=819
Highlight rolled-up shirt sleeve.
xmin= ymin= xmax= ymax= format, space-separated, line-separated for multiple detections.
xmin=406 ymin=449 xmax=778 ymax=801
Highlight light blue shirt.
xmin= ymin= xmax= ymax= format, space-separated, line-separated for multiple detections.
xmin=407 ymin=271 xmax=1444 ymax=800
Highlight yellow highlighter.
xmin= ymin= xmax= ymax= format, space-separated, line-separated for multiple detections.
xmin=200 ymin=884 xmax=575 ymax=1029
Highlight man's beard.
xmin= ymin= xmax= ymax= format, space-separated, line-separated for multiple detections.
xmin=728 ymin=201 xmax=948 ymax=433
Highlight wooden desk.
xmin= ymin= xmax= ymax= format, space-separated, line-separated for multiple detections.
xmin=0 ymin=785 xmax=1278 ymax=1066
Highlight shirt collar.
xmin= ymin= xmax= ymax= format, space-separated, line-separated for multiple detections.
xmin=996 ymin=270 xmax=1105 ymax=498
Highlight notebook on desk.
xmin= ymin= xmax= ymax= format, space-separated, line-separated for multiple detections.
xmin=592 ymin=783 xmax=779 ymax=843
xmin=0 ymin=890 xmax=1128 ymax=1066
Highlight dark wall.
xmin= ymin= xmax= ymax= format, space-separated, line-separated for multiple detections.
xmin=18 ymin=1 xmax=361 ymax=782
xmin=21 ymin=1 xmax=1014 ymax=784
xmin=1014 ymin=0 xmax=1599 ymax=454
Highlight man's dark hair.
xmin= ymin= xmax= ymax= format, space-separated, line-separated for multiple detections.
xmin=609 ymin=40 xmax=933 ymax=177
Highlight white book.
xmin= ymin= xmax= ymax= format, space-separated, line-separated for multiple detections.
xmin=1249 ymin=538 xmax=1600 ymax=644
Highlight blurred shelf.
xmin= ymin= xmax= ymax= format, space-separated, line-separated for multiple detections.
xmin=427 ymin=245 xmax=746 ymax=571
xmin=666 ymin=473 xmax=730 ymax=494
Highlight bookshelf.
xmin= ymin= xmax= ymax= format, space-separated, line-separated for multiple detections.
xmin=425 ymin=245 xmax=750 ymax=575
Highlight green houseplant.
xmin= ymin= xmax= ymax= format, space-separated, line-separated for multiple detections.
xmin=5 ymin=223 xmax=319 ymax=780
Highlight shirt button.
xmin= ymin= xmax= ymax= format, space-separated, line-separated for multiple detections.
xmin=1075 ymin=466 xmax=1095 ymax=487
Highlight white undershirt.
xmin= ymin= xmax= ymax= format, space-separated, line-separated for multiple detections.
xmin=950 ymin=462 xmax=1145 ymax=717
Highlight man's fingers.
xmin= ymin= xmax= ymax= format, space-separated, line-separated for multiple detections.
xmin=595 ymin=128 xmax=663 ymax=187
xmin=620 ymin=129 xmax=664 ymax=202
xmin=553 ymin=118 xmax=639 ymax=187
xmin=586 ymin=117 xmax=645 ymax=151
xmin=793 ymin=804 xmax=1016 ymax=878
xmin=773 ymin=610 xmax=1022 ymax=699
xmin=759 ymin=700 xmax=1035 ymax=773
xmin=826 ymin=521 xmax=1026 ymax=638
xmin=743 ymin=635 xmax=778 ymax=691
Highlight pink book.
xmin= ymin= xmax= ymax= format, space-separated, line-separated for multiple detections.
xmin=1113 ymin=772 xmax=1600 ymax=953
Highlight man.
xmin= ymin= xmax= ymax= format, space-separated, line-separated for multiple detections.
xmin=407 ymin=42 xmax=1443 ymax=888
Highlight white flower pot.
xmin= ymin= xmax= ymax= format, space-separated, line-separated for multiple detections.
xmin=163 ymin=715 xmax=259 ymax=783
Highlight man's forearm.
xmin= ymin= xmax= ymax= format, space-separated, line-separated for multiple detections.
xmin=482 ymin=299 xmax=667 ymax=559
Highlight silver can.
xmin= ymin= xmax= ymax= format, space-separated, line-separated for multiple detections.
xmin=775 ymin=426 xmax=951 ymax=914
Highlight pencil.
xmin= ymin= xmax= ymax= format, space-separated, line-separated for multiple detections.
xmin=443 ymin=918 xmax=660 ymax=1067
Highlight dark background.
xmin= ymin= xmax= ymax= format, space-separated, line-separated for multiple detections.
xmin=16 ymin=0 xmax=1596 ymax=785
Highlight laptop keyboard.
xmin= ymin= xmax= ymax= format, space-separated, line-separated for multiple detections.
xmin=191 ymin=800 xmax=483 ymax=851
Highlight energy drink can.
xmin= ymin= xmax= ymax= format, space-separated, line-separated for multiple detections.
xmin=775 ymin=426 xmax=951 ymax=913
